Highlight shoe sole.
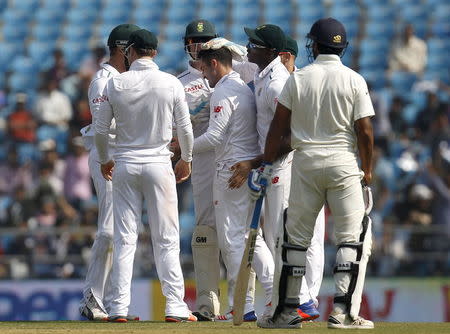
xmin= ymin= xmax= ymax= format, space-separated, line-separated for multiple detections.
xmin=108 ymin=318 xmax=127 ymax=323
xmin=165 ymin=317 xmax=197 ymax=322
xmin=257 ymin=322 xmax=302 ymax=329
xmin=192 ymin=312 xmax=213 ymax=321
xmin=328 ymin=323 xmax=374 ymax=329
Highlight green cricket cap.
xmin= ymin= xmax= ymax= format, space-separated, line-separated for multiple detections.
xmin=185 ymin=19 xmax=217 ymax=39
xmin=283 ymin=36 xmax=298 ymax=57
xmin=244 ymin=24 xmax=286 ymax=52
xmin=127 ymin=29 xmax=158 ymax=50
xmin=107 ymin=23 xmax=141 ymax=47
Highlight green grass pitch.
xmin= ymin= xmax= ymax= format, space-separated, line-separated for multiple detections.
xmin=0 ymin=321 xmax=449 ymax=334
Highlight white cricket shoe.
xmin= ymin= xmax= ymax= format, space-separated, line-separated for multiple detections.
xmin=328 ymin=312 xmax=374 ymax=329
xmin=79 ymin=289 xmax=108 ymax=321
xmin=257 ymin=307 xmax=302 ymax=329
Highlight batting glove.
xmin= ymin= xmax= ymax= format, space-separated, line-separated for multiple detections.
xmin=201 ymin=37 xmax=247 ymax=61
xmin=248 ymin=162 xmax=273 ymax=201
xmin=362 ymin=182 xmax=373 ymax=215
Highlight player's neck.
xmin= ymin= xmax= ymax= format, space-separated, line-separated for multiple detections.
xmin=108 ymin=55 xmax=127 ymax=73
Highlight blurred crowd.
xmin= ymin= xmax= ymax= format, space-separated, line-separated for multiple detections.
xmin=0 ymin=22 xmax=449 ymax=280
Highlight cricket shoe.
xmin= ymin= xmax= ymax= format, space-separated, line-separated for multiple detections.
xmin=297 ymin=299 xmax=320 ymax=321
xmin=214 ymin=310 xmax=257 ymax=322
xmin=257 ymin=307 xmax=302 ymax=329
xmin=125 ymin=314 xmax=140 ymax=321
xmin=192 ymin=311 xmax=214 ymax=321
xmin=79 ymin=289 xmax=108 ymax=321
xmin=108 ymin=315 xmax=128 ymax=323
xmin=165 ymin=312 xmax=198 ymax=322
xmin=328 ymin=312 xmax=374 ymax=329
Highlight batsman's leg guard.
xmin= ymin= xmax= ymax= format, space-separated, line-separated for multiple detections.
xmin=333 ymin=216 xmax=372 ymax=319
xmin=272 ymin=217 xmax=308 ymax=319
xmin=191 ymin=225 xmax=220 ymax=318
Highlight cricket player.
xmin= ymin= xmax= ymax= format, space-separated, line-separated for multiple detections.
xmin=229 ymin=25 xmax=324 ymax=320
xmin=79 ymin=23 xmax=140 ymax=321
xmin=252 ymin=18 xmax=375 ymax=329
xmin=95 ymin=29 xmax=196 ymax=323
xmin=279 ymin=36 xmax=298 ymax=73
xmin=176 ymin=19 xmax=257 ymax=321
xmin=194 ymin=43 xmax=274 ymax=321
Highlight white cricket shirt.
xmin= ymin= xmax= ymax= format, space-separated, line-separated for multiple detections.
xmin=253 ymin=56 xmax=290 ymax=152
xmin=193 ymin=71 xmax=259 ymax=165
xmin=278 ymin=54 xmax=375 ymax=152
xmin=177 ymin=64 xmax=213 ymax=138
xmin=95 ymin=58 xmax=193 ymax=164
xmin=80 ymin=63 xmax=119 ymax=151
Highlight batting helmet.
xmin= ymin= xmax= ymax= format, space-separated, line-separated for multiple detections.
xmin=184 ymin=19 xmax=217 ymax=41
xmin=108 ymin=24 xmax=141 ymax=48
xmin=306 ymin=17 xmax=348 ymax=49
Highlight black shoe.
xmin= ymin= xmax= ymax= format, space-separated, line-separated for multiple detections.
xmin=192 ymin=311 xmax=213 ymax=321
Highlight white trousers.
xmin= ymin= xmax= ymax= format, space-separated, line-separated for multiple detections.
xmin=214 ymin=166 xmax=274 ymax=312
xmin=264 ymin=154 xmax=325 ymax=305
xmin=82 ymin=148 xmax=114 ymax=310
xmin=286 ymin=149 xmax=365 ymax=303
xmin=109 ymin=161 xmax=190 ymax=317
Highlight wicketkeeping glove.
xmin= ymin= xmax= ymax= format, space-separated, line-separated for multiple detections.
xmin=201 ymin=37 xmax=247 ymax=61
xmin=362 ymin=182 xmax=373 ymax=215
xmin=248 ymin=162 xmax=273 ymax=201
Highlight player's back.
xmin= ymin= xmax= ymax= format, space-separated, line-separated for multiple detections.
xmin=286 ymin=54 xmax=373 ymax=152
xmin=108 ymin=58 xmax=186 ymax=163
xmin=212 ymin=71 xmax=259 ymax=164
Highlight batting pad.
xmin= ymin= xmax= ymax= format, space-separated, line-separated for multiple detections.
xmin=191 ymin=225 xmax=220 ymax=316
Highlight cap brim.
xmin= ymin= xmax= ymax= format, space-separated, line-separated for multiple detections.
xmin=244 ymin=27 xmax=265 ymax=45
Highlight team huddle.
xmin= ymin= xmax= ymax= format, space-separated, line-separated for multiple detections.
xmin=78 ymin=17 xmax=375 ymax=330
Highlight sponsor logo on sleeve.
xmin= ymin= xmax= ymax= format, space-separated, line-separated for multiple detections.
xmin=214 ymin=106 xmax=223 ymax=113
xmin=92 ymin=95 xmax=108 ymax=104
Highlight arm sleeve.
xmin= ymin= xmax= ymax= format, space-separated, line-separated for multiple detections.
xmin=353 ymin=76 xmax=375 ymax=121
xmin=173 ymin=81 xmax=194 ymax=162
xmin=232 ymin=59 xmax=258 ymax=84
xmin=277 ymin=75 xmax=294 ymax=110
xmin=193 ymin=94 xmax=232 ymax=154
xmin=94 ymin=81 xmax=114 ymax=164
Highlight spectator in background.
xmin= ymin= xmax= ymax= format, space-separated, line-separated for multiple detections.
xmin=388 ymin=96 xmax=408 ymax=136
xmin=415 ymin=92 xmax=444 ymax=139
xmin=368 ymin=83 xmax=390 ymax=141
xmin=5 ymin=185 xmax=36 ymax=227
xmin=7 ymin=93 xmax=37 ymax=143
xmin=63 ymin=136 xmax=91 ymax=210
xmin=70 ymin=98 xmax=92 ymax=130
xmin=79 ymin=45 xmax=107 ymax=78
xmin=0 ymin=146 xmax=33 ymax=196
xmin=388 ymin=24 xmax=427 ymax=75
xmin=46 ymin=49 xmax=70 ymax=85
xmin=38 ymin=139 xmax=66 ymax=195
xmin=34 ymin=74 xmax=73 ymax=129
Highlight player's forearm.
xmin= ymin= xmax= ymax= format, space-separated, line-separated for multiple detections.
xmin=355 ymin=118 xmax=374 ymax=183
xmin=263 ymin=103 xmax=292 ymax=163
xmin=177 ymin=122 xmax=194 ymax=162
xmin=94 ymin=133 xmax=111 ymax=164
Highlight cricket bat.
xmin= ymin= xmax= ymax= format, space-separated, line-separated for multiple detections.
xmin=233 ymin=194 xmax=265 ymax=325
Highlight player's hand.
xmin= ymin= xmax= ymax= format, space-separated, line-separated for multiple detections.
xmin=248 ymin=162 xmax=273 ymax=201
xmin=174 ymin=159 xmax=191 ymax=184
xmin=100 ymin=160 xmax=115 ymax=181
xmin=362 ymin=181 xmax=373 ymax=215
xmin=170 ymin=137 xmax=181 ymax=161
xmin=228 ymin=160 xmax=252 ymax=189
xmin=201 ymin=37 xmax=247 ymax=61
xmin=362 ymin=171 xmax=372 ymax=185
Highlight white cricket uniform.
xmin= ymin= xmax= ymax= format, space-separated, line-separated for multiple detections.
xmin=277 ymin=54 xmax=374 ymax=309
xmin=178 ymin=65 xmax=215 ymax=228
xmin=79 ymin=63 xmax=118 ymax=310
xmin=254 ymin=56 xmax=325 ymax=305
xmin=95 ymin=58 xmax=194 ymax=318
xmin=193 ymin=71 xmax=274 ymax=311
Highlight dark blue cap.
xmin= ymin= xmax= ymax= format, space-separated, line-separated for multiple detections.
xmin=306 ymin=17 xmax=347 ymax=49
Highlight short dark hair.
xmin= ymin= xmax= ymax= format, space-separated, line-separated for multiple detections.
xmin=133 ymin=47 xmax=154 ymax=57
xmin=317 ymin=42 xmax=344 ymax=56
xmin=198 ymin=47 xmax=232 ymax=67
